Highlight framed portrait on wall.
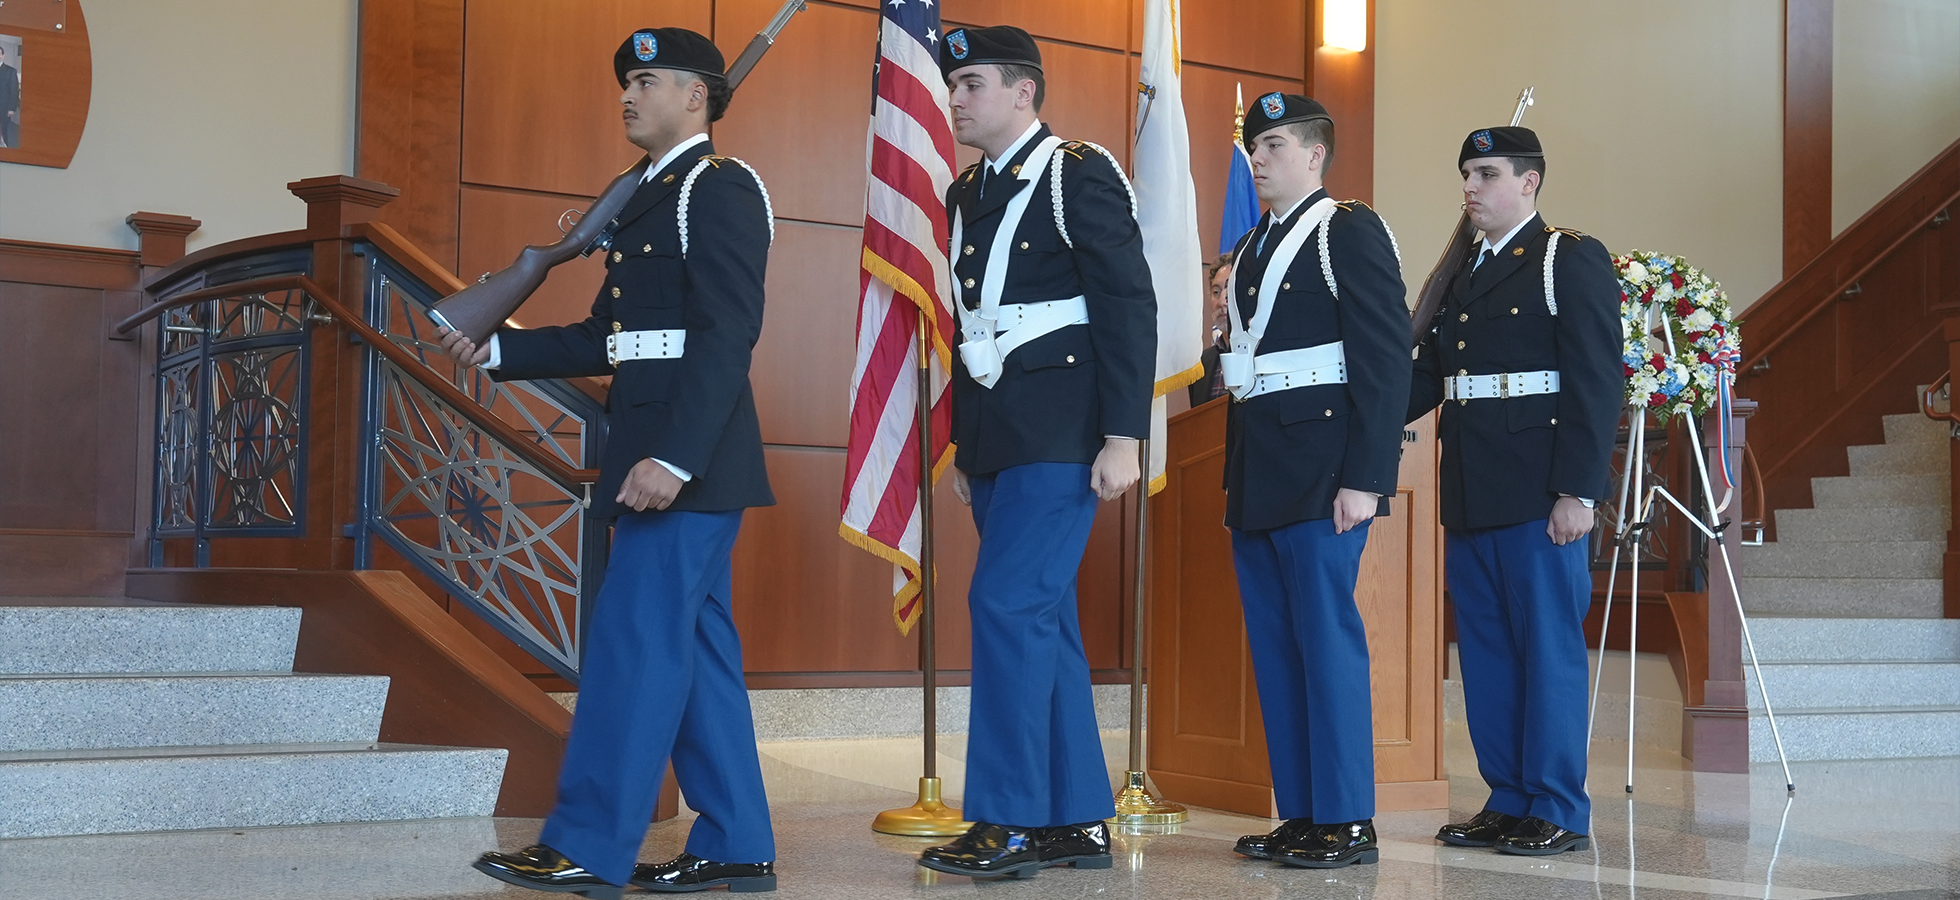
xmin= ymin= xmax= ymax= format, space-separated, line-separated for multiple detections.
xmin=1 ymin=33 xmax=23 ymax=150
xmin=0 ymin=0 xmax=87 ymax=168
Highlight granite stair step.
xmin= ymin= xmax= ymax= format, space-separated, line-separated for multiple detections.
xmin=1881 ymin=412 xmax=1950 ymax=446
xmin=0 ymin=742 xmax=507 ymax=839
xmin=1736 ymin=539 xmax=1942 ymax=579
xmin=1809 ymin=473 xmax=1947 ymax=508
xmin=1846 ymin=439 xmax=1949 ymax=476
xmin=0 ymin=605 xmax=299 ymax=675
xmin=1771 ymin=505 xmax=1948 ymax=542
xmin=1749 ymin=706 xmax=1960 ymax=761
xmin=0 ymin=674 xmax=388 ymax=752
xmin=1744 ymin=660 xmax=1960 ymax=709
xmin=1737 ymin=576 xmax=1944 ymax=618
xmin=1743 ymin=616 xmax=1960 ymax=662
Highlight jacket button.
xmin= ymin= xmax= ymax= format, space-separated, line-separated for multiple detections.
xmin=1457 ymin=369 xmax=1468 ymax=376
xmin=1020 ymin=241 xmax=1030 ymax=250
xmin=1456 ymin=340 xmax=1466 ymax=350
xmin=1511 ymin=307 xmax=1519 ymax=315
xmin=611 ymin=287 xmax=621 ymax=298
xmin=963 ymin=278 xmax=976 ymax=289
xmin=1282 ymin=282 xmax=1291 ymax=290
xmin=643 ymin=244 xmax=653 ymax=252
xmin=612 ymin=252 xmax=623 ymax=263
xmin=963 ymin=245 xmax=975 ymax=256
xmin=1010 ymin=164 xmax=1022 ymax=175
xmin=1513 ymin=247 xmax=1525 ymax=256
xmin=1459 ymin=313 xmax=1469 ymax=322
xmin=662 ymin=173 xmax=676 ymax=184
xmin=1247 ymin=286 xmax=1257 ymax=296
xmin=1550 ymin=417 xmax=1558 ymax=424
xmin=1066 ymin=354 xmax=1076 ymax=363
xmin=1324 ymin=409 xmax=1333 ymax=417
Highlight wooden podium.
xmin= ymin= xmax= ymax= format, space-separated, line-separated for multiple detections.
xmin=1145 ymin=398 xmax=1448 ymax=816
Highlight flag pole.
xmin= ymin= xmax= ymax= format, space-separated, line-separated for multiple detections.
xmin=1110 ymin=438 xmax=1187 ymax=826
xmin=872 ymin=308 xmax=969 ymax=836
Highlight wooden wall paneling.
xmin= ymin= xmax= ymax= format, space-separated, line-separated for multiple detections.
xmin=1179 ymin=0 xmax=1307 ymax=81
xmin=456 ymin=186 xmax=613 ymax=333
xmin=0 ymin=0 xmax=88 ymax=168
xmin=1181 ymin=66 xmax=1306 ymax=257
xmin=1078 ymin=495 xmax=1131 ymax=672
xmin=940 ymin=0 xmax=1132 ymax=50
xmin=1783 ymin=0 xmax=1833 ymax=278
xmin=712 ymin=1 xmax=878 ymax=228
xmin=0 ymin=283 xmax=112 ymax=531
xmin=749 ymin=221 xmax=863 ymax=448
xmin=460 ymin=0 xmax=710 ymax=198
xmin=359 ymin=0 xmax=465 ymax=268
xmin=732 ymin=445 xmax=942 ymax=673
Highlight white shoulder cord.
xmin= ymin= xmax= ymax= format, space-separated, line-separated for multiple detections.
xmin=678 ymin=156 xmax=776 ymax=257
xmin=1050 ymin=141 xmax=1139 ymax=248
xmin=1542 ymin=230 xmax=1561 ymax=316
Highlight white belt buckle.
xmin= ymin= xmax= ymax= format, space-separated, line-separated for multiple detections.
xmin=1497 ymin=373 xmax=1511 ymax=399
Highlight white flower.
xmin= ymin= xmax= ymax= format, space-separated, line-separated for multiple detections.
xmin=1685 ymin=309 xmax=1715 ymax=331
xmin=1625 ymin=261 xmax=1649 ymax=282
xmin=1652 ymin=283 xmax=1674 ymax=304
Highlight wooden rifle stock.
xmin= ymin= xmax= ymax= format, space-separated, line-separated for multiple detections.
xmin=1407 ymin=87 xmax=1536 ymax=348
xmin=429 ymin=0 xmax=809 ymax=344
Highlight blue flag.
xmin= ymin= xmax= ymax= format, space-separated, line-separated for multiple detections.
xmin=1219 ymin=142 xmax=1261 ymax=255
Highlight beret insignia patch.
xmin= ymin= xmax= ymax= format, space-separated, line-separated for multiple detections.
xmin=633 ymin=32 xmax=658 ymax=62
xmin=1260 ymin=92 xmax=1285 ymax=120
xmin=948 ymin=29 xmax=969 ymax=60
xmin=1472 ymin=130 xmax=1493 ymax=153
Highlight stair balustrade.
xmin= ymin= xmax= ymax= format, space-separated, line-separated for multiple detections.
xmin=1916 ymin=318 xmax=1960 ymax=618
xmin=117 ymin=213 xmax=610 ymax=683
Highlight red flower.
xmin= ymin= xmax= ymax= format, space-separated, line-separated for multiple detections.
xmin=1671 ymin=273 xmax=1685 ymax=288
xmin=1676 ymin=298 xmax=1694 ymax=317
xmin=1649 ymin=353 xmax=1666 ymax=369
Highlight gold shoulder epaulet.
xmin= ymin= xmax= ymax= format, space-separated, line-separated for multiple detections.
xmin=1335 ymin=199 xmax=1372 ymax=212
xmin=959 ymin=162 xmax=980 ymax=183
xmin=698 ymin=153 xmax=726 ymax=168
xmin=1546 ymin=225 xmax=1589 ymax=239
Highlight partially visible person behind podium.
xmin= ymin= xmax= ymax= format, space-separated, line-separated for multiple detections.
xmin=1186 ymin=253 xmax=1235 ymax=407
xmin=438 ymin=26 xmax=781 ymax=899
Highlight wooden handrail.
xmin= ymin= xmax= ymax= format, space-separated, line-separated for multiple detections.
xmin=140 ymin=230 xmax=311 ymax=293
xmin=120 ymin=274 xmax=598 ymax=487
xmin=1743 ymin=138 xmax=1960 ymax=365
xmin=350 ymin=222 xmax=468 ymax=295
xmin=1923 ymin=371 xmax=1955 ymax=424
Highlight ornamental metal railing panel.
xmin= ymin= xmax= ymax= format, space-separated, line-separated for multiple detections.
xmin=352 ymin=248 xmax=609 ymax=683
xmin=149 ymin=264 xmax=315 ymax=567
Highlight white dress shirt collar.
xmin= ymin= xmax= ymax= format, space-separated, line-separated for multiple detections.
xmin=642 ymin=132 xmax=711 ymax=182
xmin=987 ymin=120 xmax=1045 ymax=175
xmin=1479 ymin=215 xmax=1535 ymax=262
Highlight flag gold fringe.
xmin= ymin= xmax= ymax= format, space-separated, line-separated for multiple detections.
xmin=862 ymin=248 xmax=953 ymax=371
xmin=837 ymin=444 xmax=957 ymax=635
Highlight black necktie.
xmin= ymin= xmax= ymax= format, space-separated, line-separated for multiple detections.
xmin=1476 ymin=248 xmax=1495 ymax=271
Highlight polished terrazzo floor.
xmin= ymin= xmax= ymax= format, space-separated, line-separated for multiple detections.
xmin=2 ymin=728 xmax=1954 ymax=900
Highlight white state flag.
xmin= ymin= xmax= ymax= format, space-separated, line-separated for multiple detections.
xmin=1133 ymin=0 xmax=1206 ymax=494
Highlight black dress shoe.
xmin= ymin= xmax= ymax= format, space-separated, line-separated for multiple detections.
xmin=1032 ymin=821 xmax=1113 ymax=869
xmin=472 ymin=844 xmax=623 ymax=900
xmin=629 ymin=853 xmax=776 ymax=893
xmin=1435 ymin=810 xmax=1524 ymax=847
xmin=1233 ymin=818 xmax=1314 ymax=860
xmin=1496 ymin=816 xmax=1590 ymax=856
xmin=918 ymin=822 xmax=1044 ymax=879
xmin=1277 ymin=820 xmax=1379 ymax=869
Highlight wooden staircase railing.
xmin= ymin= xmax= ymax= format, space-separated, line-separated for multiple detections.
xmin=1917 ymin=322 xmax=1960 ymax=619
xmin=1738 ymin=137 xmax=1960 ymax=538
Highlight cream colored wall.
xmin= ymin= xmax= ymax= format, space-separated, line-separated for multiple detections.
xmin=1374 ymin=0 xmax=1784 ymax=310
xmin=1833 ymin=0 xmax=1960 ymax=235
xmin=0 ymin=0 xmax=357 ymax=253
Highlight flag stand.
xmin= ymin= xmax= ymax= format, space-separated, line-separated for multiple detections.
xmin=1109 ymin=438 xmax=1187 ymax=827
xmin=873 ymin=309 xmax=970 ymax=837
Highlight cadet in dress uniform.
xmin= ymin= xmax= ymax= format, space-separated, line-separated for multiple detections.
xmin=915 ymin=25 xmax=1156 ymax=880
xmin=444 ymin=28 xmax=779 ymax=898
xmin=1409 ymin=126 xmax=1622 ymax=857
xmin=1219 ymin=94 xmax=1409 ymax=869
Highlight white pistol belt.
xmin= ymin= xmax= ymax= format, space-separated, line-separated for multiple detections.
xmin=606 ymin=329 xmax=686 ymax=366
xmin=1237 ymin=341 xmax=1347 ymax=401
xmin=1443 ymin=369 xmax=1560 ymax=402
xmin=960 ymin=296 xmax=1090 ymax=388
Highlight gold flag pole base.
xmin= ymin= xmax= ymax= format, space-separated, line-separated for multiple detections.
xmin=1109 ymin=770 xmax=1187 ymax=826
xmin=873 ymin=777 xmax=971 ymax=836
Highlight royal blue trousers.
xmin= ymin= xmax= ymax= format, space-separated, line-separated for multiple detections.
xmin=1231 ymin=517 xmax=1376 ymax=824
xmin=538 ymin=509 xmax=773 ymax=886
xmin=962 ymin=462 xmax=1115 ymax=828
xmin=1445 ymin=518 xmax=1592 ymax=833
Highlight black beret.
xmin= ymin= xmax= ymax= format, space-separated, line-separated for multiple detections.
xmin=1242 ymin=92 xmax=1332 ymax=149
xmin=1459 ymin=125 xmax=1544 ymax=167
xmin=940 ymin=25 xmax=1042 ymax=80
xmin=614 ymin=27 xmax=726 ymax=87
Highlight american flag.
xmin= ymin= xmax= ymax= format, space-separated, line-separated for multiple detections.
xmin=839 ymin=0 xmax=957 ymax=634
